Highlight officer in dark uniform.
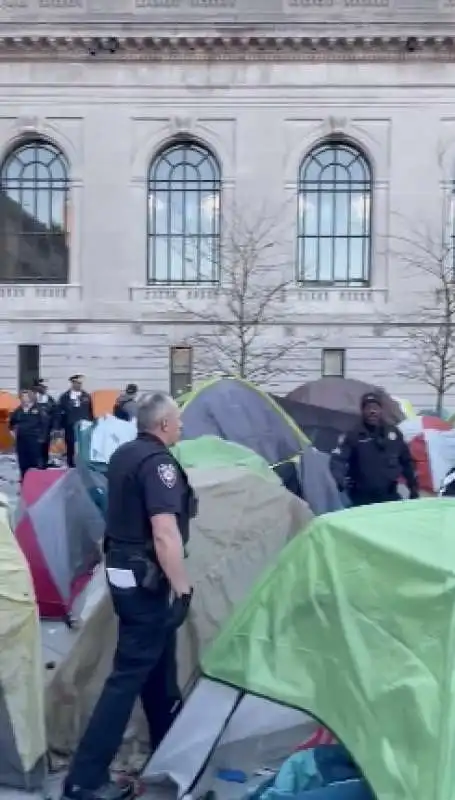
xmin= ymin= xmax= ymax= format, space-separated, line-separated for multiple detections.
xmin=62 ymin=392 xmax=196 ymax=800
xmin=58 ymin=374 xmax=94 ymax=468
xmin=33 ymin=378 xmax=57 ymax=467
xmin=330 ymin=391 xmax=419 ymax=506
xmin=9 ymin=389 xmax=46 ymax=481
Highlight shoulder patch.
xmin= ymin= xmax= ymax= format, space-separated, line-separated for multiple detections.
xmin=388 ymin=431 xmax=397 ymax=441
xmin=338 ymin=434 xmax=345 ymax=445
xmin=157 ymin=462 xmax=177 ymax=489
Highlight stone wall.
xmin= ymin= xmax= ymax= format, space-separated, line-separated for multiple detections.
xmin=0 ymin=55 xmax=453 ymax=405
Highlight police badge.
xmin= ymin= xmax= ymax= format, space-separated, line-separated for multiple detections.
xmin=157 ymin=463 xmax=177 ymax=489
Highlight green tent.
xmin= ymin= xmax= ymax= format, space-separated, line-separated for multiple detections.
xmin=171 ymin=435 xmax=273 ymax=480
xmin=200 ymin=498 xmax=455 ymax=800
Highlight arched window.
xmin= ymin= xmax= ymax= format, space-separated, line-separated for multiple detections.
xmin=297 ymin=141 xmax=372 ymax=285
xmin=147 ymin=140 xmax=221 ymax=283
xmin=0 ymin=139 xmax=70 ymax=283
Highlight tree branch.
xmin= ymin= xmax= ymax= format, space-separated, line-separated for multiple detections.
xmin=177 ymin=206 xmax=316 ymax=383
xmin=389 ymin=221 xmax=455 ymax=412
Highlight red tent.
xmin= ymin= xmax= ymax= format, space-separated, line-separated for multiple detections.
xmin=15 ymin=468 xmax=105 ymax=620
xmin=399 ymin=416 xmax=455 ymax=494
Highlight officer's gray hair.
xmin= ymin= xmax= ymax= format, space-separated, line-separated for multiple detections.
xmin=136 ymin=392 xmax=178 ymax=433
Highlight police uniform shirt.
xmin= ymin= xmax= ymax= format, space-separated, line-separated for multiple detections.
xmin=139 ymin=454 xmax=185 ymax=519
xmin=9 ymin=404 xmax=45 ymax=440
xmin=59 ymin=388 xmax=93 ymax=427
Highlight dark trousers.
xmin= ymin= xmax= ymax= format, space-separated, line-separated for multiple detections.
xmin=65 ymin=428 xmax=75 ymax=468
xmin=41 ymin=437 xmax=51 ymax=467
xmin=66 ymin=576 xmax=181 ymax=791
xmin=350 ymin=490 xmax=401 ymax=507
xmin=16 ymin=440 xmax=42 ymax=481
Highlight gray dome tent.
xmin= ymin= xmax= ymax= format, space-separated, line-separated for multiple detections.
xmin=181 ymin=378 xmax=308 ymax=465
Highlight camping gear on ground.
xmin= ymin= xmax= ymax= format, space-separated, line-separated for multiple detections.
xmin=0 ymin=492 xmax=46 ymax=790
xmin=15 ymin=467 xmax=105 ymax=620
xmin=255 ymin=745 xmax=361 ymax=800
xmin=299 ymin=784 xmax=372 ymax=800
xmin=271 ymin=396 xmax=357 ymax=454
xmin=287 ymin=378 xmax=403 ymax=426
xmin=399 ymin=415 xmax=455 ymax=493
xmin=181 ymin=377 xmax=308 ymax=464
xmin=45 ymin=437 xmax=312 ymax=768
xmin=172 ymin=498 xmax=455 ymax=800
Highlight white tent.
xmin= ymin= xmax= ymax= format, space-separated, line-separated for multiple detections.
xmin=144 ymin=678 xmax=319 ymax=799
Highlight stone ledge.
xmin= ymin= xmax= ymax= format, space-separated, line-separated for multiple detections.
xmin=0 ymin=34 xmax=453 ymax=61
xmin=0 ymin=283 xmax=82 ymax=301
xmin=129 ymin=283 xmax=389 ymax=315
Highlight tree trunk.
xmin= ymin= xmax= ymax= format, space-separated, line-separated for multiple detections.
xmin=436 ymin=390 xmax=444 ymax=416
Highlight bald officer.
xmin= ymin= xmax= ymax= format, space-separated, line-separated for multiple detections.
xmin=62 ymin=393 xmax=196 ymax=800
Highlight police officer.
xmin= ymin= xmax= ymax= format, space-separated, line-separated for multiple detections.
xmin=9 ymin=389 xmax=46 ymax=481
xmin=33 ymin=378 xmax=57 ymax=467
xmin=62 ymin=392 xmax=196 ymax=800
xmin=58 ymin=374 xmax=94 ymax=468
xmin=330 ymin=391 xmax=419 ymax=506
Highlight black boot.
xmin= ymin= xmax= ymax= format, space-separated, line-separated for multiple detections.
xmin=62 ymin=779 xmax=136 ymax=800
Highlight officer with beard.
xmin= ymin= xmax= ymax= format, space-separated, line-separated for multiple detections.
xmin=330 ymin=392 xmax=419 ymax=506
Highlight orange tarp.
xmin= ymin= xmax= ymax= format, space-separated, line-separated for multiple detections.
xmin=0 ymin=391 xmax=19 ymax=413
xmin=0 ymin=388 xmax=120 ymax=453
xmin=0 ymin=391 xmax=19 ymax=451
xmin=91 ymin=389 xmax=119 ymax=418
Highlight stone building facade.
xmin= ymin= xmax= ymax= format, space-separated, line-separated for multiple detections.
xmin=0 ymin=0 xmax=454 ymax=406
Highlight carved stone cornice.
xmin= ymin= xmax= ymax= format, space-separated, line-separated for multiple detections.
xmin=0 ymin=34 xmax=454 ymax=60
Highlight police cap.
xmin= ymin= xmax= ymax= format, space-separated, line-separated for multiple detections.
xmin=33 ymin=377 xmax=47 ymax=388
xmin=360 ymin=391 xmax=382 ymax=410
xmin=69 ymin=374 xmax=84 ymax=382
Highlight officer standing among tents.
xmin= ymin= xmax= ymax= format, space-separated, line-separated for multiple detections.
xmin=9 ymin=389 xmax=47 ymax=481
xmin=330 ymin=391 xmax=419 ymax=506
xmin=62 ymin=392 xmax=196 ymax=800
xmin=33 ymin=378 xmax=57 ymax=467
xmin=58 ymin=375 xmax=94 ymax=468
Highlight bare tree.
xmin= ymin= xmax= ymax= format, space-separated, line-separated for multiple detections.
xmin=179 ymin=208 xmax=308 ymax=384
xmin=391 ymin=221 xmax=455 ymax=414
